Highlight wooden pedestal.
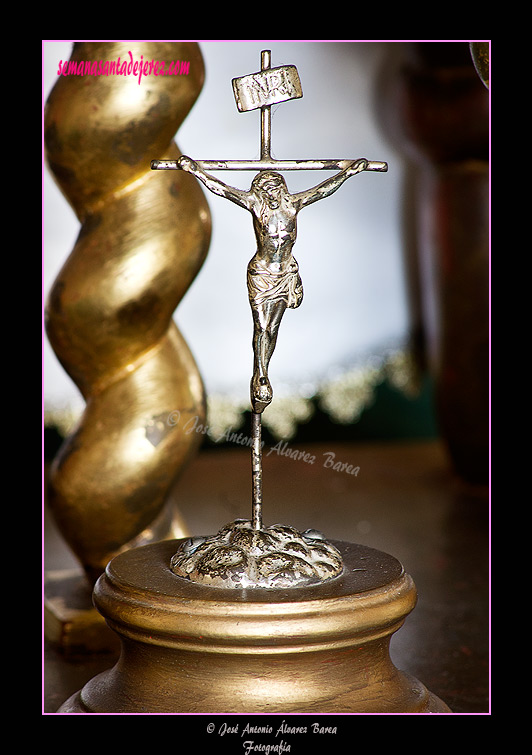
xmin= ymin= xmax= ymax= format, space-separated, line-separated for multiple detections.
xmin=59 ymin=538 xmax=450 ymax=714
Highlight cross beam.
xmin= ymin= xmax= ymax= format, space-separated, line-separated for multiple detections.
xmin=151 ymin=158 xmax=387 ymax=172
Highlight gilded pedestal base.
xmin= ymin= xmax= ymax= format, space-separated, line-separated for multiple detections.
xmin=58 ymin=539 xmax=450 ymax=713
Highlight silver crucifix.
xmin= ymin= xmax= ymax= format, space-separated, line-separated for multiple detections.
xmin=153 ymin=50 xmax=387 ymax=587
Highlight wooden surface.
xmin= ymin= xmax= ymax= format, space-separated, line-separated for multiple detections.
xmin=43 ymin=439 xmax=490 ymax=715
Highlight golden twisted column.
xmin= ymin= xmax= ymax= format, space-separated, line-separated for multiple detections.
xmin=45 ymin=42 xmax=211 ymax=585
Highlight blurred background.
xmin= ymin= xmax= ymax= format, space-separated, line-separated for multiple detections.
xmin=43 ymin=40 xmax=489 ymax=483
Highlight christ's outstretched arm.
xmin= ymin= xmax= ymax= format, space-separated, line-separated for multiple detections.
xmin=293 ymin=158 xmax=369 ymax=210
xmin=178 ymin=156 xmax=253 ymax=211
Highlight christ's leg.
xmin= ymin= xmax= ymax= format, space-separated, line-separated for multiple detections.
xmin=250 ymin=299 xmax=287 ymax=413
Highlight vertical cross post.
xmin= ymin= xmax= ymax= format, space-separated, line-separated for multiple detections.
xmin=251 ymin=411 xmax=263 ymax=530
xmin=252 ymin=49 xmax=270 ymax=531
xmin=261 ymin=50 xmax=271 ymax=161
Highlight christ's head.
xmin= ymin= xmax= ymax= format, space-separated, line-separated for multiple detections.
xmin=251 ymin=171 xmax=288 ymax=209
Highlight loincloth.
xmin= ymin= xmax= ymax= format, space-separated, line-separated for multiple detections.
xmin=247 ymin=256 xmax=303 ymax=309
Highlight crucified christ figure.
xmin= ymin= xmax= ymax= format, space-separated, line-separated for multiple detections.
xmin=177 ymin=155 xmax=369 ymax=413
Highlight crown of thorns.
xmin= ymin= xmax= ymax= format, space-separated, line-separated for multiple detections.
xmin=251 ymin=171 xmax=286 ymax=189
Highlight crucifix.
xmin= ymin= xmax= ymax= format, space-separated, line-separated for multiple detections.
xmin=152 ymin=50 xmax=388 ymax=587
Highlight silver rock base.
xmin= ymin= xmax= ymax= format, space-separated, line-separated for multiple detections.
xmin=169 ymin=519 xmax=344 ymax=589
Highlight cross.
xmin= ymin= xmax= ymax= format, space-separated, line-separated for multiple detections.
xmin=151 ymin=50 xmax=387 ymax=533
xmin=151 ymin=50 xmax=387 ymax=175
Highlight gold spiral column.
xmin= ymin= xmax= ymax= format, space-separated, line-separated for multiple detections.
xmin=44 ymin=42 xmax=211 ymax=587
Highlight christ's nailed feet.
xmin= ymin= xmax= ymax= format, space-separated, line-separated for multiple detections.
xmin=251 ymin=374 xmax=273 ymax=413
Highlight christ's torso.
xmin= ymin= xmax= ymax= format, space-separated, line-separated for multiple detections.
xmin=252 ymin=198 xmax=298 ymax=268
